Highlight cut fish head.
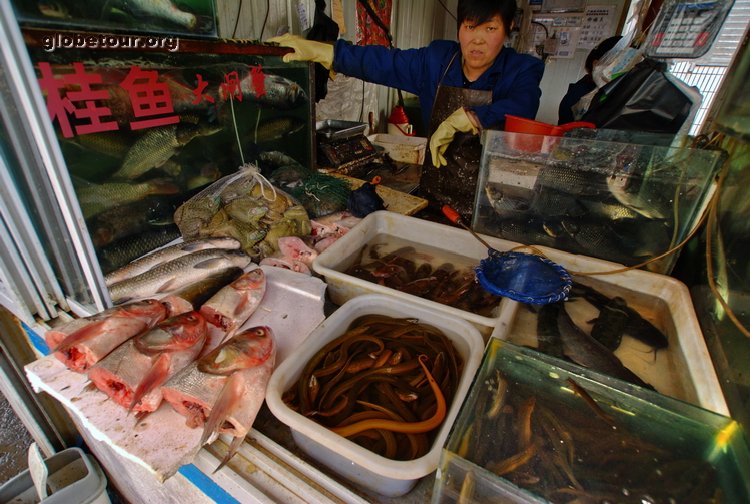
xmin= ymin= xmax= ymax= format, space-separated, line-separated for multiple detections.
xmin=198 ymin=326 xmax=274 ymax=375
xmin=135 ymin=310 xmax=208 ymax=354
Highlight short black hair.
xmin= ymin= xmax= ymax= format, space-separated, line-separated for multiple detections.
xmin=585 ymin=35 xmax=622 ymax=73
xmin=457 ymin=0 xmax=516 ymax=35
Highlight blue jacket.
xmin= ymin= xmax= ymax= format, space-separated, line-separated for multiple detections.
xmin=333 ymin=39 xmax=544 ymax=130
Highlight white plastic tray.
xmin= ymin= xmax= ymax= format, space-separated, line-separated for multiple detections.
xmin=312 ymin=210 xmax=522 ymax=336
xmin=24 ymin=266 xmax=327 ymax=481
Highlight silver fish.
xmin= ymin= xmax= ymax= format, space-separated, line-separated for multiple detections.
xmin=99 ymin=225 xmax=182 ymax=274
xmin=108 ymin=248 xmax=251 ymax=305
xmin=104 ymin=236 xmax=241 ymax=286
xmin=123 ymin=0 xmax=197 ymax=29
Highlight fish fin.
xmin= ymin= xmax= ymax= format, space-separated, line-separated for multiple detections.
xmin=200 ymin=372 xmax=245 ymax=447
xmin=212 ymin=435 xmax=245 ymax=474
xmin=155 ymin=278 xmax=180 ymax=294
xmin=194 ymin=258 xmax=232 ymax=270
xmin=54 ymin=320 xmax=107 ymax=352
xmin=232 ymin=297 xmax=251 ymax=318
xmin=128 ymin=353 xmax=170 ymax=415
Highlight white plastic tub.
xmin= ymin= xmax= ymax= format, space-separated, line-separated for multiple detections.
xmin=265 ymin=294 xmax=484 ymax=497
xmin=490 ymin=254 xmax=729 ymax=416
xmin=368 ymin=134 xmax=427 ymax=164
xmin=312 ymin=210 xmax=524 ymax=336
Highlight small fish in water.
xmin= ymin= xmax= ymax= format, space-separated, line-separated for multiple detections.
xmin=159 ymin=267 xmax=244 ymax=317
xmin=250 ymin=116 xmax=305 ymax=144
xmin=571 ymin=282 xmax=668 ymax=349
xmin=87 ymin=311 xmax=207 ymax=413
xmin=108 ymin=248 xmax=251 ymax=305
xmin=46 ymin=299 xmax=168 ymax=373
xmin=77 ymin=178 xmax=179 ymax=219
xmin=98 ymin=224 xmax=182 ymax=275
xmin=161 ymin=326 xmax=276 ymax=472
xmin=89 ymin=196 xmax=176 ymax=248
xmin=104 ymin=236 xmax=241 ymax=286
xmin=555 ymin=302 xmax=654 ymax=389
xmin=589 ymin=296 xmax=630 ymax=351
xmin=113 ymin=121 xmax=221 ymax=180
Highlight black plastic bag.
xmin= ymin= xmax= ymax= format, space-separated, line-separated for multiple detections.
xmin=582 ymin=58 xmax=694 ymax=134
xmin=306 ymin=0 xmax=339 ymax=101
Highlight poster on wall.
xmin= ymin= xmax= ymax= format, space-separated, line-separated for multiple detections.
xmin=578 ymin=5 xmax=617 ymax=49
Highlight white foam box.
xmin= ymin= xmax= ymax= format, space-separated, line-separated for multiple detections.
xmin=368 ymin=134 xmax=427 ymax=164
xmin=489 ymin=253 xmax=729 ymax=416
xmin=265 ymin=294 xmax=484 ymax=497
xmin=312 ymin=210 xmax=525 ymax=337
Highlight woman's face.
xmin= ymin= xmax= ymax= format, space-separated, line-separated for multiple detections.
xmin=459 ymin=15 xmax=506 ymax=79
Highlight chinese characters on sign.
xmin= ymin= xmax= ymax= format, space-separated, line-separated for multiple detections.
xmin=38 ymin=63 xmax=267 ymax=138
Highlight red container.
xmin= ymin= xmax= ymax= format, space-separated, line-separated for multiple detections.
xmin=504 ymin=114 xmax=596 ymax=152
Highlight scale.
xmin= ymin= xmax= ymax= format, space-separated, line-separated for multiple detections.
xmin=316 ymin=119 xmax=380 ymax=174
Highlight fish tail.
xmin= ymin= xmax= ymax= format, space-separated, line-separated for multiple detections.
xmin=212 ymin=435 xmax=245 ymax=474
xmin=200 ymin=372 xmax=245 ymax=447
xmin=128 ymin=353 xmax=171 ymax=415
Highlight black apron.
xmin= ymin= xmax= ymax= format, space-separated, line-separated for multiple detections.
xmin=419 ymin=53 xmax=492 ymax=220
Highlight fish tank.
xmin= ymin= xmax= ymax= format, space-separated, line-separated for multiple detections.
xmin=21 ymin=27 xmax=314 ymax=278
xmin=433 ymin=338 xmax=750 ymax=503
xmin=472 ymin=129 xmax=725 ymax=274
xmin=12 ymin=0 xmax=217 ymax=38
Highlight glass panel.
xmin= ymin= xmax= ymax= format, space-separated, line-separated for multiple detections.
xmin=11 ymin=0 xmax=218 ymax=39
xmin=20 ymin=28 xmax=315 ymax=294
xmin=0 ymin=8 xmax=100 ymax=317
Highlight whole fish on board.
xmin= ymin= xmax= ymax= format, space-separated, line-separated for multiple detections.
xmin=108 ymin=248 xmax=252 ymax=305
xmin=112 ymin=121 xmax=222 ymax=180
xmin=161 ymin=326 xmax=276 ymax=471
xmin=76 ymin=178 xmax=180 ymax=219
xmin=104 ymin=236 xmax=241 ymax=286
xmin=159 ymin=267 xmax=245 ymax=317
xmin=46 ymin=299 xmax=168 ymax=373
xmin=199 ymin=268 xmax=266 ymax=339
xmin=87 ymin=311 xmax=207 ymax=413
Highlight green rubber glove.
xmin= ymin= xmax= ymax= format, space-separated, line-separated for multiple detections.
xmin=267 ymin=34 xmax=335 ymax=70
xmin=429 ymin=107 xmax=479 ymax=167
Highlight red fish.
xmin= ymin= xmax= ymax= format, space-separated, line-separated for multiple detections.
xmin=46 ymin=299 xmax=167 ymax=373
xmin=161 ymin=326 xmax=275 ymax=471
xmin=199 ymin=268 xmax=266 ymax=340
xmin=87 ymin=311 xmax=208 ymax=413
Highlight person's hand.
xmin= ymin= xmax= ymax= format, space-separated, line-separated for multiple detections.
xmin=267 ymin=34 xmax=334 ymax=70
xmin=429 ymin=107 xmax=479 ymax=167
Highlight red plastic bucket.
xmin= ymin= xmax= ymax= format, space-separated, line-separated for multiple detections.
xmin=504 ymin=114 xmax=596 ymax=152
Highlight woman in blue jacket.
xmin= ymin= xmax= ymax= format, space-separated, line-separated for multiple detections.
xmin=270 ymin=0 xmax=544 ymax=217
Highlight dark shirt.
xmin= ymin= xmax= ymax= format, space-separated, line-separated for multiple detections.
xmin=558 ymin=74 xmax=596 ymax=125
xmin=333 ymin=39 xmax=544 ymax=129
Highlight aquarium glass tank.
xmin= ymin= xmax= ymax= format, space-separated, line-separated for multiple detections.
xmin=20 ymin=27 xmax=314 ymax=279
xmin=433 ymin=338 xmax=750 ymax=503
xmin=12 ymin=0 xmax=218 ymax=38
xmin=472 ymin=129 xmax=724 ymax=274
